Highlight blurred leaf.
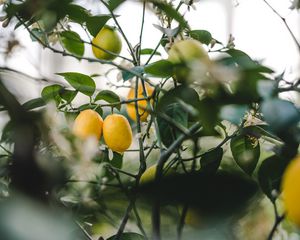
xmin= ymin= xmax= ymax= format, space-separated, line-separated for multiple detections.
xmin=157 ymin=103 xmax=188 ymax=147
xmin=86 ymin=15 xmax=112 ymax=37
xmin=197 ymin=98 xmax=219 ymax=134
xmin=153 ymin=24 xmax=180 ymax=37
xmin=22 ymin=98 xmax=46 ymax=111
xmin=111 ymin=152 xmax=123 ymax=169
xmin=140 ymin=48 xmax=161 ymax=56
xmin=41 ymin=84 xmax=62 ymax=102
xmin=67 ymin=4 xmax=90 ymax=24
xmin=1 ymin=121 xmax=15 ymax=143
xmin=57 ymin=72 xmax=95 ymax=96
xmin=60 ymin=31 xmax=84 ymax=57
xmin=30 ymin=28 xmax=47 ymax=44
xmin=59 ymin=89 xmax=77 ymax=103
xmin=258 ymin=155 xmax=289 ymax=201
xmin=144 ymin=60 xmax=173 ymax=78
xmin=200 ymin=147 xmax=223 ymax=174
xmin=257 ymin=80 xmax=276 ymax=99
xmin=189 ymin=30 xmax=212 ymax=45
xmin=158 ymin=85 xmax=200 ymax=110
xmin=122 ymin=66 xmax=144 ymax=81
xmin=231 ymin=134 xmax=260 ymax=175
xmin=95 ymin=90 xmax=121 ymax=110
xmin=107 ymin=232 xmax=145 ymax=240
xmin=219 ymin=105 xmax=248 ymax=125
xmin=261 ymin=98 xmax=300 ymax=133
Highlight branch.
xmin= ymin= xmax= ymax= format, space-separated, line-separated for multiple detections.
xmin=262 ymin=0 xmax=300 ymax=53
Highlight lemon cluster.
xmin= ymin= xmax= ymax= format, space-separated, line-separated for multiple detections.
xmin=73 ymin=110 xmax=132 ymax=153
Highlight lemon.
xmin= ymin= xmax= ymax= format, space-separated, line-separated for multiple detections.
xmin=282 ymin=156 xmax=300 ymax=227
xmin=168 ymin=39 xmax=210 ymax=83
xmin=103 ymin=114 xmax=132 ymax=152
xmin=126 ymin=82 xmax=154 ymax=122
xmin=168 ymin=39 xmax=209 ymax=64
xmin=139 ymin=164 xmax=174 ymax=185
xmin=73 ymin=109 xmax=103 ymax=140
xmin=92 ymin=25 xmax=122 ymax=60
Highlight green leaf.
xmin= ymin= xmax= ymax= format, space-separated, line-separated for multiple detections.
xmin=220 ymin=105 xmax=248 ymax=125
xmin=22 ymin=98 xmax=46 ymax=111
xmin=158 ymin=85 xmax=201 ymax=111
xmin=122 ymin=66 xmax=144 ymax=81
xmin=111 ymin=152 xmax=123 ymax=169
xmin=261 ymin=98 xmax=300 ymax=133
xmin=230 ymin=134 xmax=260 ymax=175
xmin=107 ymin=232 xmax=145 ymax=240
xmin=95 ymin=90 xmax=121 ymax=110
xmin=67 ymin=4 xmax=90 ymax=24
xmin=41 ymin=84 xmax=62 ymax=102
xmin=157 ymin=103 xmax=188 ymax=147
xmin=108 ymin=0 xmax=125 ymax=11
xmin=144 ymin=60 xmax=174 ymax=78
xmin=57 ymin=72 xmax=96 ymax=96
xmin=86 ymin=15 xmax=111 ymax=37
xmin=140 ymin=48 xmax=161 ymax=56
xmin=258 ymin=155 xmax=289 ymax=201
xmin=59 ymin=89 xmax=77 ymax=103
xmin=60 ymin=31 xmax=84 ymax=57
xmin=200 ymin=147 xmax=223 ymax=174
xmin=189 ymin=30 xmax=212 ymax=45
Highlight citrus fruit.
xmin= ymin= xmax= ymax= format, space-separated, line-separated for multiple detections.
xmin=92 ymin=25 xmax=122 ymax=60
xmin=139 ymin=164 xmax=174 ymax=185
xmin=73 ymin=109 xmax=103 ymax=140
xmin=168 ymin=39 xmax=210 ymax=83
xmin=282 ymin=156 xmax=300 ymax=227
xmin=103 ymin=114 xmax=132 ymax=152
xmin=126 ymin=82 xmax=154 ymax=122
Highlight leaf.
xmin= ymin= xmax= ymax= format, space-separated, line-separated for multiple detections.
xmin=258 ymin=155 xmax=289 ymax=201
xmin=110 ymin=152 xmax=123 ymax=169
xmin=78 ymin=104 xmax=103 ymax=116
xmin=189 ymin=30 xmax=212 ymax=45
xmin=107 ymin=232 xmax=145 ymax=240
xmin=60 ymin=31 xmax=84 ymax=57
xmin=108 ymin=0 xmax=125 ymax=11
xmin=144 ymin=60 xmax=174 ymax=78
xmin=153 ymin=24 xmax=180 ymax=38
xmin=59 ymin=89 xmax=77 ymax=103
xmin=30 ymin=28 xmax=47 ymax=44
xmin=95 ymin=90 xmax=121 ymax=110
xmin=67 ymin=4 xmax=90 ymax=24
xmin=140 ymin=48 xmax=161 ymax=56
xmin=86 ymin=15 xmax=112 ymax=37
xmin=122 ymin=66 xmax=144 ymax=81
xmin=200 ymin=147 xmax=223 ymax=174
xmin=157 ymin=103 xmax=188 ymax=147
xmin=230 ymin=134 xmax=260 ymax=175
xmin=219 ymin=105 xmax=248 ymax=125
xmin=158 ymin=85 xmax=201 ymax=110
xmin=57 ymin=72 xmax=95 ymax=96
xmin=22 ymin=98 xmax=46 ymax=111
xmin=261 ymin=98 xmax=300 ymax=133
xmin=41 ymin=84 xmax=62 ymax=102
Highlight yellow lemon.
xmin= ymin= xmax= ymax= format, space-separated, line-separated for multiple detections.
xmin=92 ymin=25 xmax=122 ymax=60
xmin=73 ymin=109 xmax=103 ymax=140
xmin=282 ymin=156 xmax=300 ymax=227
xmin=103 ymin=114 xmax=132 ymax=152
xmin=126 ymin=82 xmax=154 ymax=122
xmin=139 ymin=164 xmax=174 ymax=185
xmin=168 ymin=39 xmax=210 ymax=83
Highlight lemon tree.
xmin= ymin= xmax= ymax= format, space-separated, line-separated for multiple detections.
xmin=0 ymin=0 xmax=300 ymax=240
